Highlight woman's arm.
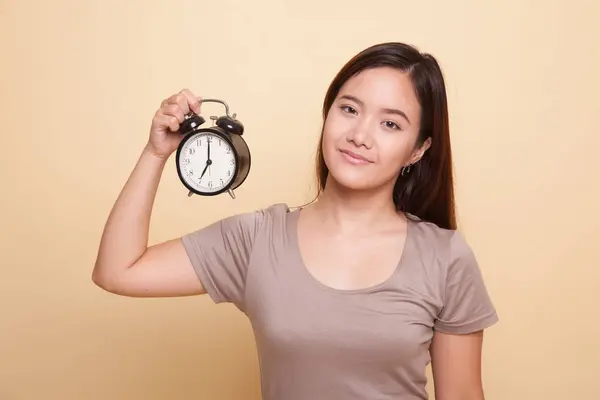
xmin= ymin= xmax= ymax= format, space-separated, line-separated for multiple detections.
xmin=92 ymin=89 xmax=206 ymax=297
xmin=430 ymin=231 xmax=499 ymax=399
xmin=430 ymin=330 xmax=486 ymax=400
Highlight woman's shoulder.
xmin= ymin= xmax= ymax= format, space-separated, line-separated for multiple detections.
xmin=243 ymin=202 xmax=294 ymax=221
xmin=407 ymin=213 xmax=455 ymax=241
xmin=221 ymin=202 xmax=293 ymax=231
xmin=183 ymin=202 xmax=293 ymax=248
xmin=407 ymin=214 xmax=475 ymax=266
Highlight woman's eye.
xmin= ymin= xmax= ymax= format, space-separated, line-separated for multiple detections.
xmin=341 ymin=105 xmax=357 ymax=114
xmin=383 ymin=121 xmax=400 ymax=130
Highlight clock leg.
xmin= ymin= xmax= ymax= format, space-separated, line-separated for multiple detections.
xmin=228 ymin=189 xmax=236 ymax=199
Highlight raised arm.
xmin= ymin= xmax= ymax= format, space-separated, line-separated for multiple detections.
xmin=92 ymin=89 xmax=206 ymax=297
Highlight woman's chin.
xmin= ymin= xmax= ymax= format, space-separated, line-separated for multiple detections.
xmin=327 ymin=169 xmax=382 ymax=192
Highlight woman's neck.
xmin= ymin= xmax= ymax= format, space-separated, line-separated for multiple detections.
xmin=308 ymin=178 xmax=403 ymax=235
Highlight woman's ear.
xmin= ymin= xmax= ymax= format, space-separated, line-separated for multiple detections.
xmin=410 ymin=137 xmax=432 ymax=164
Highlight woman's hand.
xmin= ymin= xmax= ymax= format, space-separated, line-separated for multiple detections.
xmin=146 ymin=88 xmax=202 ymax=159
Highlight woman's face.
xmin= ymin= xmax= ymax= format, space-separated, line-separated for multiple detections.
xmin=322 ymin=66 xmax=430 ymax=192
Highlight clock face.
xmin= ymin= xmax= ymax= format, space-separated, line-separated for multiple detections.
xmin=177 ymin=131 xmax=237 ymax=194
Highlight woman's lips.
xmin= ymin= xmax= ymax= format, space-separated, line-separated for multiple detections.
xmin=339 ymin=149 xmax=373 ymax=165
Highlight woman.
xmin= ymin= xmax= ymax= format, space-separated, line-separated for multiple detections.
xmin=93 ymin=42 xmax=499 ymax=400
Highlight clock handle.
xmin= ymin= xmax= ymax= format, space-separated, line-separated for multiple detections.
xmin=199 ymin=98 xmax=235 ymax=119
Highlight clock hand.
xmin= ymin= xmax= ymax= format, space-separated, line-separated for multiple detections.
xmin=207 ymin=138 xmax=212 ymax=176
xmin=200 ymin=162 xmax=209 ymax=179
xmin=207 ymin=138 xmax=211 ymax=161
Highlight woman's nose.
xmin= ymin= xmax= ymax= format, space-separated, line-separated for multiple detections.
xmin=347 ymin=116 xmax=373 ymax=148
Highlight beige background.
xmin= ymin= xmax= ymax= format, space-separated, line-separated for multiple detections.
xmin=1 ymin=0 xmax=599 ymax=399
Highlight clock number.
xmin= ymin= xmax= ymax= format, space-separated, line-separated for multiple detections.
xmin=189 ymin=147 xmax=195 ymax=155
xmin=229 ymin=159 xmax=235 ymax=166
xmin=227 ymin=170 xmax=231 ymax=177
xmin=208 ymin=181 xmax=213 ymax=189
xmin=196 ymin=139 xmax=201 ymax=146
xmin=226 ymin=147 xmax=231 ymax=154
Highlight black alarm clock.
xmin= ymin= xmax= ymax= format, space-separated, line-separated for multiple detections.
xmin=175 ymin=98 xmax=250 ymax=199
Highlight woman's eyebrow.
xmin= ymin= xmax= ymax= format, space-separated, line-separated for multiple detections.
xmin=338 ymin=94 xmax=411 ymax=124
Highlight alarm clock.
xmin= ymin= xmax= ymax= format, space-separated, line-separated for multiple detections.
xmin=175 ymin=98 xmax=251 ymax=199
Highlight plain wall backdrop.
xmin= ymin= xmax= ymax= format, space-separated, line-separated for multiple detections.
xmin=1 ymin=0 xmax=599 ymax=399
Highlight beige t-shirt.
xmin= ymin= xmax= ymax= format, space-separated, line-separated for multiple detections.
xmin=181 ymin=203 xmax=498 ymax=400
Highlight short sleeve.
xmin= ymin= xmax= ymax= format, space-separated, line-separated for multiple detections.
xmin=180 ymin=208 xmax=266 ymax=312
xmin=434 ymin=232 xmax=499 ymax=334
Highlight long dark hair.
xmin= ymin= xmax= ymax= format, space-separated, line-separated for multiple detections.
xmin=314 ymin=42 xmax=456 ymax=230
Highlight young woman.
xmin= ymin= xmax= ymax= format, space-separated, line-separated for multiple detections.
xmin=93 ymin=42 xmax=499 ymax=400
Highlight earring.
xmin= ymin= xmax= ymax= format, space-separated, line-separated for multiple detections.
xmin=401 ymin=164 xmax=412 ymax=177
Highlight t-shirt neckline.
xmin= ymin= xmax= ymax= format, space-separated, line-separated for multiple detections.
xmin=285 ymin=206 xmax=412 ymax=295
